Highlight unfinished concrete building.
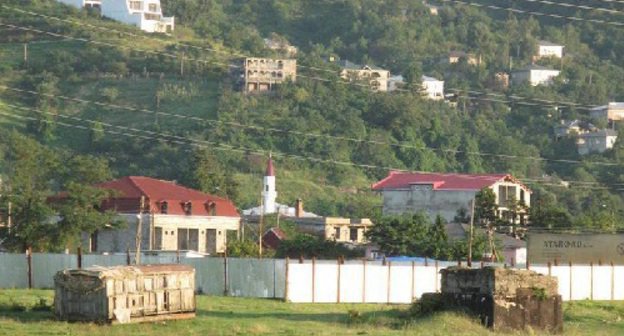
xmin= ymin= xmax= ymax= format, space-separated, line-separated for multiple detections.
xmin=243 ymin=57 xmax=297 ymax=93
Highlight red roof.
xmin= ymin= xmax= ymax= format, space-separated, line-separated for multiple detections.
xmin=372 ymin=172 xmax=513 ymax=191
xmin=265 ymin=156 xmax=275 ymax=176
xmin=96 ymin=176 xmax=239 ymax=217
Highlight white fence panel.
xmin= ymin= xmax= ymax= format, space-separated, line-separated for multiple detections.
xmin=592 ymin=266 xmax=612 ymax=300
xmin=388 ymin=263 xmax=413 ymax=303
xmin=614 ymin=266 xmax=624 ymax=300
xmin=0 ymin=253 xmax=28 ymax=288
xmin=339 ymin=262 xmax=364 ymax=303
xmin=364 ymin=262 xmax=389 ymax=303
xmin=314 ymin=262 xmax=338 ymax=303
xmin=550 ymin=266 xmax=571 ymax=300
xmin=413 ymin=266 xmax=438 ymax=299
xmin=570 ymin=266 xmax=592 ymax=300
xmin=528 ymin=265 xmax=549 ymax=276
xmin=287 ymin=262 xmax=313 ymax=302
xmin=32 ymin=253 xmax=76 ymax=288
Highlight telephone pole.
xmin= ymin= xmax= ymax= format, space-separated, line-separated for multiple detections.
xmin=468 ymin=198 xmax=475 ymax=267
xmin=134 ymin=196 xmax=145 ymax=265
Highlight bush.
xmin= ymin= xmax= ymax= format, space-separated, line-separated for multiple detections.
xmin=409 ymin=293 xmax=445 ymax=317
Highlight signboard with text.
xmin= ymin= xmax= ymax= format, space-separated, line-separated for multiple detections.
xmin=528 ymin=233 xmax=624 ymax=264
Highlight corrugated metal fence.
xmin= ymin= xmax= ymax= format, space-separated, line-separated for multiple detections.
xmin=1 ymin=253 xmax=622 ymax=302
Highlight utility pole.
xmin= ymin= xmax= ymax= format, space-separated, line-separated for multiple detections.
xmin=180 ymin=52 xmax=184 ymax=77
xmin=23 ymin=43 xmax=28 ymax=65
xmin=6 ymin=201 xmax=11 ymax=234
xmin=468 ymin=198 xmax=475 ymax=267
xmin=135 ymin=196 xmax=145 ymax=265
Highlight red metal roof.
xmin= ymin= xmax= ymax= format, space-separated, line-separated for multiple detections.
xmin=372 ymin=172 xmax=512 ymax=191
xmin=265 ymin=156 xmax=275 ymax=176
xmin=96 ymin=176 xmax=239 ymax=217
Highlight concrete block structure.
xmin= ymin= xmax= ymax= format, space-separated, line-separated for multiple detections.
xmin=58 ymin=0 xmax=174 ymax=33
xmin=244 ymin=57 xmax=297 ymax=93
xmin=421 ymin=75 xmax=445 ymax=100
xmin=79 ymin=176 xmax=240 ymax=255
xmin=536 ymin=40 xmax=564 ymax=59
xmin=372 ymin=172 xmax=531 ymax=224
xmin=512 ymin=65 xmax=560 ymax=86
xmin=576 ymin=129 xmax=618 ymax=155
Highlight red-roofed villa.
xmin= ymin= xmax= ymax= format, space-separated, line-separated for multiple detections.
xmin=82 ymin=176 xmax=240 ymax=255
xmin=372 ymin=172 xmax=531 ymax=224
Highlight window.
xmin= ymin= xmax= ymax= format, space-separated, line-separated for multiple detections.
xmin=183 ymin=202 xmax=192 ymax=215
xmin=334 ymin=227 xmax=341 ymax=240
xmin=349 ymin=228 xmax=358 ymax=242
xmin=265 ymin=185 xmax=269 ymax=192
xmin=148 ymin=3 xmax=158 ymax=12
xmin=129 ymin=1 xmax=142 ymax=10
xmin=160 ymin=201 xmax=168 ymax=214
xmin=206 ymin=202 xmax=217 ymax=216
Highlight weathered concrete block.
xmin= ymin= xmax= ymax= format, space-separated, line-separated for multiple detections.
xmin=441 ymin=267 xmax=558 ymax=297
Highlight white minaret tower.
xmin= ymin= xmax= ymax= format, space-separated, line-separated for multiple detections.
xmin=262 ymin=154 xmax=277 ymax=214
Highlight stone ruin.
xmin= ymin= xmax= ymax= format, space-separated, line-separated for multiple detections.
xmin=421 ymin=267 xmax=563 ymax=333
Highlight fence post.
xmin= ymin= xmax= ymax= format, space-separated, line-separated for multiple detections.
xmin=362 ymin=259 xmax=366 ymax=303
xmin=611 ymin=261 xmax=615 ymax=300
xmin=312 ymin=257 xmax=316 ymax=303
xmin=77 ymin=247 xmax=82 ymax=269
xmin=434 ymin=260 xmax=439 ymax=292
xmin=336 ymin=258 xmax=341 ymax=303
xmin=526 ymin=259 xmax=530 ymax=270
xmin=411 ymin=261 xmax=415 ymax=301
xmin=284 ymin=257 xmax=289 ymax=302
xmin=590 ymin=262 xmax=594 ymax=300
xmin=386 ymin=261 xmax=391 ymax=304
xmin=26 ymin=247 xmax=33 ymax=289
xmin=569 ymin=261 xmax=573 ymax=301
xmin=126 ymin=249 xmax=130 ymax=265
xmin=223 ymin=254 xmax=229 ymax=296
xmin=547 ymin=262 xmax=552 ymax=276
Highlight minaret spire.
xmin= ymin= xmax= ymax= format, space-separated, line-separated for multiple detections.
xmin=262 ymin=153 xmax=277 ymax=214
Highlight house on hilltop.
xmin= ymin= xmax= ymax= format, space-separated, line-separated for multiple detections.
xmin=535 ymin=40 xmax=564 ymax=59
xmin=446 ymin=51 xmax=479 ymax=66
xmin=421 ymin=75 xmax=445 ymax=100
xmin=78 ymin=176 xmax=240 ymax=255
xmin=576 ymin=129 xmax=618 ymax=155
xmin=589 ymin=102 xmax=624 ymax=122
xmin=372 ymin=172 xmax=531 ymax=224
xmin=511 ymin=65 xmax=560 ymax=86
xmin=243 ymin=57 xmax=297 ymax=93
xmin=337 ymin=60 xmax=390 ymax=92
xmin=58 ymin=0 xmax=174 ymax=33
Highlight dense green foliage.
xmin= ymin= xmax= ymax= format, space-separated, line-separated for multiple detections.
xmin=1 ymin=0 xmax=624 ymax=234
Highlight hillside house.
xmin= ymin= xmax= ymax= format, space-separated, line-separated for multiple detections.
xmin=446 ymin=51 xmax=479 ymax=65
xmin=589 ymin=102 xmax=624 ymax=122
xmin=79 ymin=176 xmax=240 ymax=255
xmin=338 ymin=60 xmax=390 ymax=92
xmin=554 ymin=120 xmax=596 ymax=139
xmin=576 ymin=129 xmax=618 ymax=155
xmin=536 ymin=40 xmax=564 ymax=59
xmin=421 ymin=75 xmax=445 ymax=100
xmin=372 ymin=172 xmax=531 ymax=224
xmin=243 ymin=57 xmax=297 ymax=93
xmin=511 ymin=65 xmax=560 ymax=86
xmin=58 ymin=0 xmax=174 ymax=33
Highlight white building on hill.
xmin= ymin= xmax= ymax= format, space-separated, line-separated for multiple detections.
xmin=512 ymin=65 xmax=560 ymax=86
xmin=421 ymin=75 xmax=444 ymax=100
xmin=58 ymin=0 xmax=174 ymax=33
xmin=536 ymin=40 xmax=564 ymax=59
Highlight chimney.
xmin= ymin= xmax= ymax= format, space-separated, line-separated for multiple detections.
xmin=295 ymin=198 xmax=303 ymax=218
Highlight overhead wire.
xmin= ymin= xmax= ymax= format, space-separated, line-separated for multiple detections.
xmin=1 ymin=83 xmax=620 ymax=167
xmin=1 ymin=6 xmax=610 ymax=109
xmin=510 ymin=0 xmax=624 ymax=15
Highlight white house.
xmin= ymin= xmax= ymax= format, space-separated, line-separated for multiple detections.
xmin=536 ymin=40 xmax=564 ymax=59
xmin=58 ymin=0 xmax=174 ymax=33
xmin=421 ymin=75 xmax=444 ymax=100
xmin=372 ymin=172 xmax=531 ymax=224
xmin=576 ymin=129 xmax=618 ymax=155
xmin=338 ymin=60 xmax=390 ymax=92
xmin=512 ymin=65 xmax=560 ymax=86
xmin=589 ymin=102 xmax=624 ymax=122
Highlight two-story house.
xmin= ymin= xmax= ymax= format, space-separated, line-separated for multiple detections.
xmin=511 ymin=65 xmax=560 ymax=86
xmin=337 ymin=60 xmax=390 ymax=92
xmin=79 ymin=176 xmax=240 ymax=255
xmin=372 ymin=172 xmax=531 ymax=224
xmin=58 ymin=0 xmax=174 ymax=33
xmin=576 ymin=129 xmax=618 ymax=155
xmin=421 ymin=75 xmax=445 ymax=100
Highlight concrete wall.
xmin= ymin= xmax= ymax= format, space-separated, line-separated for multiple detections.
xmin=382 ymin=187 xmax=476 ymax=222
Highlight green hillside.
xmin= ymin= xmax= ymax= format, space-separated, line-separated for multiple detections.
xmin=1 ymin=0 xmax=624 ymax=226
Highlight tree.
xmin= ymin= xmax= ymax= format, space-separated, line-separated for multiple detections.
xmin=184 ymin=148 xmax=240 ymax=202
xmin=474 ymin=188 xmax=497 ymax=225
xmin=426 ymin=215 xmax=449 ymax=259
xmin=365 ymin=213 xmax=430 ymax=256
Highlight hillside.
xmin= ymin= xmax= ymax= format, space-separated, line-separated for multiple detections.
xmin=1 ymin=0 xmax=624 ymax=226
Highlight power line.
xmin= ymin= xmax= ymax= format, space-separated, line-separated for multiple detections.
xmin=2 ymin=102 xmax=623 ymax=191
xmin=1 ymin=84 xmax=620 ymax=167
xmin=511 ymin=0 xmax=624 ymax=15
xmin=2 ymin=7 xmax=610 ymax=110
xmin=448 ymin=89 xmax=601 ymax=111
xmin=439 ymin=0 xmax=624 ymax=26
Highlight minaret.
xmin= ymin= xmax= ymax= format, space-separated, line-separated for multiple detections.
xmin=262 ymin=154 xmax=277 ymax=214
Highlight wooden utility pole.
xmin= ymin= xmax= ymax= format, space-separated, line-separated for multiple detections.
xmin=26 ymin=246 xmax=33 ymax=289
xmin=468 ymin=198 xmax=475 ymax=267
xmin=135 ymin=196 xmax=145 ymax=265
xmin=6 ymin=201 xmax=11 ymax=234
xmin=180 ymin=52 xmax=185 ymax=76
xmin=23 ymin=43 xmax=28 ymax=64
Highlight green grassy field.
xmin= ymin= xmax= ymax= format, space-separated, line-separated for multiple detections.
xmin=1 ymin=290 xmax=623 ymax=335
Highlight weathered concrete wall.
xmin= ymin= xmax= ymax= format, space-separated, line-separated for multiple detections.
xmin=381 ymin=188 xmax=476 ymax=222
xmin=441 ymin=267 xmax=558 ymax=297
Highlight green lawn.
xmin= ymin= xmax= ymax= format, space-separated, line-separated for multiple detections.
xmin=1 ymin=290 xmax=623 ymax=335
